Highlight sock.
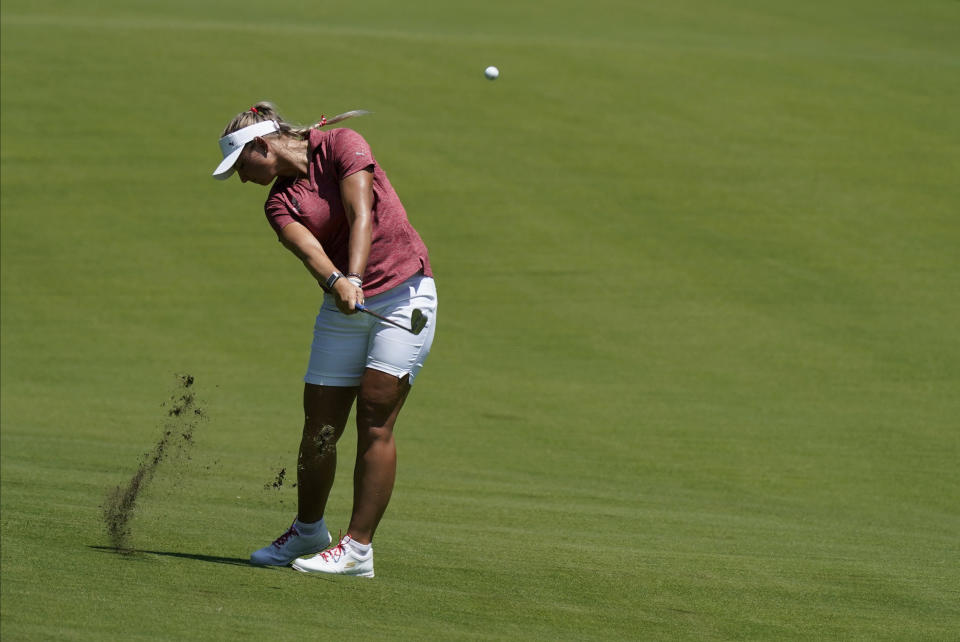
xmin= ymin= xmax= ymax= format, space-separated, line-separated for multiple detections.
xmin=347 ymin=537 xmax=371 ymax=555
xmin=294 ymin=517 xmax=325 ymax=536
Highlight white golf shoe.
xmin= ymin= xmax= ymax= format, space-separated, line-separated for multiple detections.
xmin=249 ymin=520 xmax=331 ymax=566
xmin=291 ymin=534 xmax=375 ymax=578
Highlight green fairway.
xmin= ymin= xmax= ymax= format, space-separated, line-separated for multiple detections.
xmin=2 ymin=0 xmax=958 ymax=639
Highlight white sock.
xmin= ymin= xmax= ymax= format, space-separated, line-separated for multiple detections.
xmin=347 ymin=538 xmax=371 ymax=555
xmin=294 ymin=518 xmax=325 ymax=536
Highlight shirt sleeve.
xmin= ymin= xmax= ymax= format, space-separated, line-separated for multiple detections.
xmin=330 ymin=128 xmax=376 ymax=181
xmin=264 ymin=190 xmax=296 ymax=235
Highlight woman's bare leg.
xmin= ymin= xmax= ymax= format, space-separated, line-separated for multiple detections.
xmin=297 ymin=383 xmax=357 ymax=524
xmin=347 ymin=369 xmax=411 ymax=544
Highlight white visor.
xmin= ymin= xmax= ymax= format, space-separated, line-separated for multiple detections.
xmin=212 ymin=120 xmax=281 ymax=180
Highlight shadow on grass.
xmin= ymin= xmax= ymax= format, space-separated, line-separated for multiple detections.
xmin=88 ymin=545 xmax=255 ymax=568
xmin=88 ymin=546 xmax=338 ymax=582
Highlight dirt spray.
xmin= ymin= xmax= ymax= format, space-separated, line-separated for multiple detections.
xmin=101 ymin=374 xmax=205 ymax=552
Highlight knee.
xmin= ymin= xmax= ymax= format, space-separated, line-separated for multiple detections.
xmin=361 ymin=423 xmax=394 ymax=441
xmin=355 ymin=397 xmax=402 ymax=445
xmin=301 ymin=421 xmax=340 ymax=455
xmin=357 ymin=424 xmax=395 ymax=453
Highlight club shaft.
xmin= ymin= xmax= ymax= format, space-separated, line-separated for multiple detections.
xmin=355 ymin=304 xmax=414 ymax=333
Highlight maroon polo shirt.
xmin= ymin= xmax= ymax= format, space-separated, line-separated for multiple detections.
xmin=264 ymin=128 xmax=432 ymax=297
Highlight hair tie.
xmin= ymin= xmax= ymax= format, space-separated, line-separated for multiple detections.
xmin=317 ymin=115 xmax=327 ymax=128
xmin=250 ymin=106 xmax=259 ymax=114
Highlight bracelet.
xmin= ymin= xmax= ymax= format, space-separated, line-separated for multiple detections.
xmin=324 ymin=271 xmax=343 ymax=291
xmin=347 ymin=276 xmax=363 ymax=288
xmin=346 ymin=272 xmax=363 ymax=280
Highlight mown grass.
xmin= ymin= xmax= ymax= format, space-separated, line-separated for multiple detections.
xmin=2 ymin=0 xmax=958 ymax=639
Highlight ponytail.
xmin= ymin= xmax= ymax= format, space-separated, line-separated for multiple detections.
xmin=221 ymin=101 xmax=371 ymax=139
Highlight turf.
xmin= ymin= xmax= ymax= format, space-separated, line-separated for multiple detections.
xmin=2 ymin=0 xmax=958 ymax=639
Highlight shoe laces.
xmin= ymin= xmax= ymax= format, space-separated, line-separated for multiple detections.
xmin=319 ymin=531 xmax=349 ymax=562
xmin=272 ymin=524 xmax=299 ymax=548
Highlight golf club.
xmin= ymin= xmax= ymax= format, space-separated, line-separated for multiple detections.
xmin=355 ymin=304 xmax=427 ymax=335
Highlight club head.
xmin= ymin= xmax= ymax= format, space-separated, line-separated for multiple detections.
xmin=411 ymin=309 xmax=427 ymax=335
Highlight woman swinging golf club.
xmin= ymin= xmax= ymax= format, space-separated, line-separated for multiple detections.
xmin=213 ymin=102 xmax=437 ymax=578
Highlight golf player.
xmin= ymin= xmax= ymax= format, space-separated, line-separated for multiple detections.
xmin=212 ymin=102 xmax=437 ymax=578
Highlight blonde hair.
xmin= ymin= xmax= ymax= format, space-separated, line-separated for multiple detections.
xmin=220 ymin=101 xmax=370 ymax=139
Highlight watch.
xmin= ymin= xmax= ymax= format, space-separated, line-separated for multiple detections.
xmin=324 ymin=271 xmax=343 ymax=291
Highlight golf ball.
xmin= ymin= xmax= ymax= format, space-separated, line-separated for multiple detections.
xmin=484 ymin=66 xmax=499 ymax=80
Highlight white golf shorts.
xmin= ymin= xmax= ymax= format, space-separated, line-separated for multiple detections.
xmin=304 ymin=274 xmax=437 ymax=387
